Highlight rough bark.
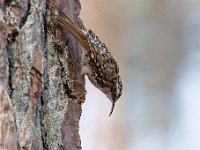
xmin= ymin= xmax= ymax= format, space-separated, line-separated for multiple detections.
xmin=0 ymin=0 xmax=84 ymax=149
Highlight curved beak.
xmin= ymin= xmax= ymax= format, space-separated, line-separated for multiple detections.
xmin=109 ymin=101 xmax=115 ymax=116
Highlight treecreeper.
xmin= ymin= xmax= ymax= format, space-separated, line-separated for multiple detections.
xmin=55 ymin=9 xmax=123 ymax=116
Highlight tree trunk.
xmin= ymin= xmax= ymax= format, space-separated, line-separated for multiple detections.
xmin=0 ymin=0 xmax=84 ymax=149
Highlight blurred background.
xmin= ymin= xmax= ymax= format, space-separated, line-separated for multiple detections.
xmin=79 ymin=0 xmax=200 ymax=150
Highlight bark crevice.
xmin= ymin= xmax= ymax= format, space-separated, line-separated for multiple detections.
xmin=19 ymin=0 xmax=31 ymax=29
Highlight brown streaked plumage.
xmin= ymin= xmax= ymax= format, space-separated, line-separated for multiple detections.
xmin=55 ymin=9 xmax=123 ymax=116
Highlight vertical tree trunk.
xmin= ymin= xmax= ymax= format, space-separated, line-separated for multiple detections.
xmin=0 ymin=0 xmax=84 ymax=149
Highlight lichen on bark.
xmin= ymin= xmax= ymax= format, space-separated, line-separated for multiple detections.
xmin=0 ymin=0 xmax=84 ymax=149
